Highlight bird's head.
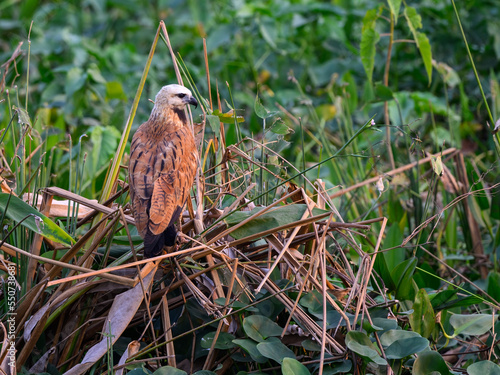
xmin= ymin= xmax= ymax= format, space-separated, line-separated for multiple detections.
xmin=154 ymin=84 xmax=198 ymax=110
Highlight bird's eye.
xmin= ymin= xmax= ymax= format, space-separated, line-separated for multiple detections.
xmin=177 ymin=93 xmax=186 ymax=98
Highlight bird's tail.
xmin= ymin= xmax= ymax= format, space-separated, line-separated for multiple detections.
xmin=144 ymin=225 xmax=177 ymax=258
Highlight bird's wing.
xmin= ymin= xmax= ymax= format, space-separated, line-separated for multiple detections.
xmin=148 ymin=126 xmax=198 ymax=236
xmin=129 ymin=127 xmax=155 ymax=238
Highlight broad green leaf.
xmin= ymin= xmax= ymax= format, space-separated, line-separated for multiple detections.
xmin=323 ymin=360 xmax=352 ymax=375
xmin=467 ymin=361 xmax=500 ymax=375
xmin=152 ymin=367 xmax=187 ymax=375
xmin=384 ymin=336 xmax=429 ymax=359
xmin=281 ymin=357 xmax=311 ymax=375
xmin=382 ymin=224 xmax=404 ymax=271
xmin=360 ymin=28 xmax=380 ymax=84
xmin=0 ymin=193 xmax=74 ymax=246
xmin=409 ymin=289 xmax=435 ymax=338
xmin=224 ymin=205 xmax=329 ymax=240
xmin=87 ymin=63 xmax=106 ymax=84
xmin=233 ymin=339 xmax=268 ymax=363
xmin=301 ymin=339 xmax=321 ymax=351
xmin=243 ymin=315 xmax=282 ymax=342
xmin=380 ymin=330 xmax=421 ymax=346
xmin=201 ymin=331 xmax=236 ymax=349
xmin=374 ymin=84 xmax=394 ymax=102
xmin=387 ymin=0 xmax=402 ymax=22
xmin=413 ymin=351 xmax=450 ymax=375
xmin=449 ymin=314 xmax=496 ymax=336
xmin=416 ymin=32 xmax=433 ymax=84
xmin=345 ymin=331 xmax=386 ymax=366
xmin=257 ymin=337 xmax=295 ymax=364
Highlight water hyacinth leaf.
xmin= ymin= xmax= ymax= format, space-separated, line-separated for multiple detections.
xmin=224 ymin=205 xmax=329 ymax=240
xmin=0 ymin=193 xmax=74 ymax=246
xmin=243 ymin=315 xmax=283 ymax=342
xmin=323 ymin=360 xmax=352 ymax=375
xmin=152 ymin=367 xmax=187 ymax=375
xmin=449 ymin=314 xmax=497 ymax=336
xmin=467 ymin=361 xmax=500 ymax=375
xmin=201 ymin=332 xmax=236 ymax=349
xmin=233 ymin=339 xmax=268 ymax=363
xmin=413 ymin=351 xmax=450 ymax=375
xmin=345 ymin=331 xmax=386 ymax=366
xmin=256 ymin=337 xmax=295 ymax=364
xmin=281 ymin=358 xmax=311 ymax=375
xmin=384 ymin=337 xmax=429 ymax=359
xmin=409 ymin=289 xmax=435 ymax=338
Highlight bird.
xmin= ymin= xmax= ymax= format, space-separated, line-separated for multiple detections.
xmin=128 ymin=84 xmax=199 ymax=258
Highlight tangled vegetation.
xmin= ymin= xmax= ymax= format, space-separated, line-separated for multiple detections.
xmin=1 ymin=1 xmax=500 ymax=374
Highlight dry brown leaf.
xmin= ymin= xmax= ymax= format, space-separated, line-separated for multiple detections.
xmin=63 ymin=266 xmax=156 ymax=375
xmin=23 ymin=193 xmax=95 ymax=218
xmin=115 ymin=341 xmax=141 ymax=375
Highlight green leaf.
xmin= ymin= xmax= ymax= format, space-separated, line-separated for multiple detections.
xmin=87 ymin=63 xmax=106 ymax=84
xmin=449 ymin=314 xmax=497 ymax=336
xmin=360 ymin=27 xmax=380 ymax=84
xmin=467 ymin=361 xmax=500 ymax=375
xmin=206 ymin=114 xmax=221 ymax=137
xmin=65 ymin=66 xmax=87 ymax=97
xmin=281 ymin=358 xmax=311 ymax=375
xmin=255 ymin=93 xmax=269 ymax=119
xmin=345 ymin=331 xmax=386 ymax=366
xmin=409 ymin=289 xmax=435 ymax=338
xmin=13 ymin=106 xmax=32 ymax=126
xmin=256 ymin=337 xmax=295 ymax=364
xmin=213 ymin=109 xmax=245 ymax=124
xmin=387 ymin=0 xmax=402 ymax=22
xmin=201 ymin=331 xmax=236 ymax=349
xmin=413 ymin=351 xmax=450 ymax=375
xmin=233 ymin=339 xmax=268 ymax=363
xmin=0 ymin=193 xmax=74 ymax=246
xmin=404 ymin=7 xmax=422 ymax=35
xmin=487 ymin=272 xmax=500 ymax=303
xmin=106 ymin=81 xmax=127 ymax=101
xmin=380 ymin=330 xmax=429 ymax=359
xmin=374 ymin=84 xmax=394 ymax=102
xmin=391 ymin=257 xmax=417 ymax=301
xmin=224 ymin=205 xmax=329 ymax=240
xmin=323 ymin=360 xmax=352 ymax=375
xmin=152 ymin=366 xmax=187 ymax=375
xmin=269 ymin=120 xmax=292 ymax=135
xmin=242 ymin=315 xmax=283 ymax=342
xmin=88 ymin=125 xmax=121 ymax=176
xmin=416 ymin=32 xmax=433 ymax=84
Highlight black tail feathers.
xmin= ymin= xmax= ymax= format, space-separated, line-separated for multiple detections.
xmin=144 ymin=225 xmax=178 ymax=258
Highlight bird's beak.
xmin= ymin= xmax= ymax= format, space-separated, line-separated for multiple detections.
xmin=184 ymin=95 xmax=198 ymax=109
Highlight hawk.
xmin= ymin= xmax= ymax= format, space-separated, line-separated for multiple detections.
xmin=129 ymin=84 xmax=199 ymax=258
